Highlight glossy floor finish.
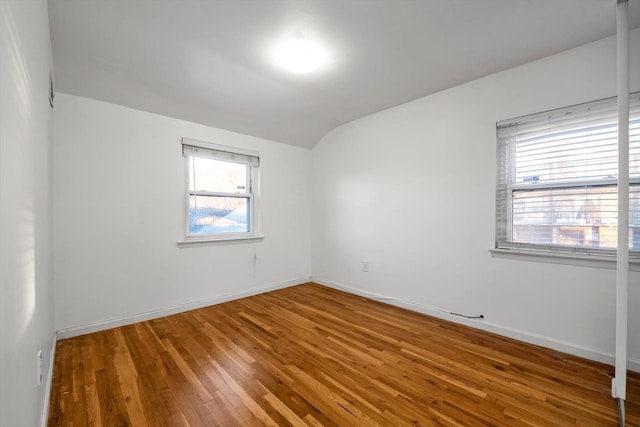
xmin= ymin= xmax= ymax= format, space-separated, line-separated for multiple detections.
xmin=48 ymin=283 xmax=639 ymax=426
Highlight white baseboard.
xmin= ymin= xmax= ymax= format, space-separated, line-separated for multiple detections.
xmin=56 ymin=277 xmax=311 ymax=340
xmin=40 ymin=332 xmax=57 ymax=427
xmin=313 ymin=278 xmax=640 ymax=374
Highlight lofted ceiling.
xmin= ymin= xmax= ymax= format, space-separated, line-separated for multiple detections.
xmin=48 ymin=0 xmax=639 ymax=148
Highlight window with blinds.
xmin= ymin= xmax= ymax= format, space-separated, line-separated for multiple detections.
xmin=496 ymin=92 xmax=640 ymax=255
xmin=182 ymin=138 xmax=260 ymax=240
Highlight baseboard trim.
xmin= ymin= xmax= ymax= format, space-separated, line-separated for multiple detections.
xmin=40 ymin=332 xmax=57 ymax=427
xmin=313 ymin=278 xmax=640 ymax=374
xmin=56 ymin=277 xmax=311 ymax=340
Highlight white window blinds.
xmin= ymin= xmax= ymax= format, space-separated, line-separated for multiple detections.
xmin=182 ymin=144 xmax=260 ymax=167
xmin=496 ymin=92 xmax=640 ymax=253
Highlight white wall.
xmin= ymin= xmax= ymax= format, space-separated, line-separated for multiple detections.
xmin=53 ymin=94 xmax=311 ymax=331
xmin=0 ymin=0 xmax=55 ymax=425
xmin=312 ymin=29 xmax=640 ymax=367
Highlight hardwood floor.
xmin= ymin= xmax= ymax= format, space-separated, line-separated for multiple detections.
xmin=48 ymin=283 xmax=639 ymax=426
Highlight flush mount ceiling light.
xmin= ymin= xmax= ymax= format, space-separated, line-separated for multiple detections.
xmin=272 ymin=34 xmax=328 ymax=74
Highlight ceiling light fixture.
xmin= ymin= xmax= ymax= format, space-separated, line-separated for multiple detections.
xmin=273 ymin=34 xmax=327 ymax=74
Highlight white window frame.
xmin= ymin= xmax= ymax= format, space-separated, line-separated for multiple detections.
xmin=178 ymin=138 xmax=262 ymax=247
xmin=494 ymin=93 xmax=640 ymax=265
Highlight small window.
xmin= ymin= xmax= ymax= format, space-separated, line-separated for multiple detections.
xmin=496 ymin=92 xmax=640 ymax=256
xmin=182 ymin=138 xmax=260 ymax=242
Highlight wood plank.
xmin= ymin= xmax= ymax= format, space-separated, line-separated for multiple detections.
xmin=48 ymin=283 xmax=640 ymax=426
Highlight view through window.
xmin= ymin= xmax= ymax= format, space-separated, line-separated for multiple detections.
xmin=182 ymin=140 xmax=259 ymax=239
xmin=496 ymin=93 xmax=640 ymax=254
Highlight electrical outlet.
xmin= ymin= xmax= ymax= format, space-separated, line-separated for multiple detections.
xmin=37 ymin=350 xmax=43 ymax=386
xmin=362 ymin=261 xmax=369 ymax=272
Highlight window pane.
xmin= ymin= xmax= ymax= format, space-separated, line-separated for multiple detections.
xmin=512 ymin=186 xmax=640 ymax=249
xmin=189 ymin=195 xmax=248 ymax=235
xmin=630 ymin=117 xmax=640 ymax=176
xmin=188 ymin=156 xmax=247 ymax=194
xmin=515 ymin=121 xmax=620 ymax=184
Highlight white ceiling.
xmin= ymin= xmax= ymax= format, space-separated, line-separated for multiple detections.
xmin=48 ymin=0 xmax=639 ymax=149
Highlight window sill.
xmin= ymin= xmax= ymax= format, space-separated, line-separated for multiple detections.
xmin=490 ymin=247 xmax=640 ymax=272
xmin=177 ymin=236 xmax=264 ymax=248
